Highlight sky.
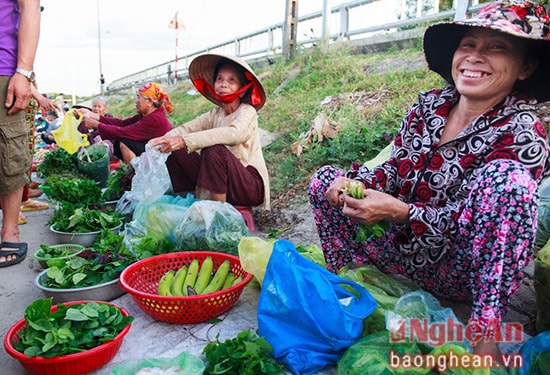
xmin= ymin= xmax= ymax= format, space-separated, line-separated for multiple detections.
xmin=34 ymin=0 xmax=355 ymax=98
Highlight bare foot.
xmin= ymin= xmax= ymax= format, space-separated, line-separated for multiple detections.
xmin=473 ymin=340 xmax=502 ymax=368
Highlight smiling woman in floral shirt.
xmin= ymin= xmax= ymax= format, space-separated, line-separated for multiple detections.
xmin=309 ymin=0 xmax=550 ymax=360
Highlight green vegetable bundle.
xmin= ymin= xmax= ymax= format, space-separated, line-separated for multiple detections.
xmin=343 ymin=181 xmax=390 ymax=241
xmin=45 ymin=176 xmax=102 ymax=206
xmin=48 ymin=203 xmax=124 ymax=233
xmin=36 ymin=148 xmax=80 ymax=178
xmin=41 ymin=230 xmax=136 ymax=289
xmin=202 ymin=330 xmax=286 ymax=375
xmin=13 ymin=298 xmax=133 ymax=358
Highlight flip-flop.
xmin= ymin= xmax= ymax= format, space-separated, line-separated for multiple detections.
xmin=18 ymin=213 xmax=27 ymax=225
xmin=20 ymin=199 xmax=49 ymax=212
xmin=0 ymin=242 xmax=28 ymax=267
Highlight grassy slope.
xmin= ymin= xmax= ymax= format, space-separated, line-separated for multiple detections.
xmin=107 ymin=45 xmax=447 ymax=205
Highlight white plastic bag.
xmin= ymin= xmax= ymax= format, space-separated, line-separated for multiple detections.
xmin=116 ymin=144 xmax=171 ymax=215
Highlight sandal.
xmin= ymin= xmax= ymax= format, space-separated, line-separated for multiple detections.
xmin=20 ymin=199 xmax=49 ymax=212
xmin=0 ymin=242 xmax=28 ymax=268
xmin=18 ymin=213 xmax=27 ymax=225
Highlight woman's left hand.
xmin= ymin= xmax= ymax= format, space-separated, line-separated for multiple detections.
xmin=342 ymin=189 xmax=410 ymax=224
xmin=149 ymin=135 xmax=186 ymax=153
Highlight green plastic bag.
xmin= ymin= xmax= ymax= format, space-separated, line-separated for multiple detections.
xmin=337 ymin=330 xmax=431 ymax=375
xmin=77 ymin=143 xmax=110 ymax=187
xmin=535 ymin=239 xmax=550 ymax=332
xmin=109 ymin=351 xmax=205 ymax=374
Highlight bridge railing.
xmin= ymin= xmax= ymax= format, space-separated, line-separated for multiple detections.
xmin=108 ymin=0 xmax=483 ymax=94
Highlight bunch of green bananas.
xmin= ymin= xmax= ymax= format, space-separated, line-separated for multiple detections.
xmin=157 ymin=256 xmax=242 ymax=297
xmin=343 ymin=181 xmax=390 ymax=242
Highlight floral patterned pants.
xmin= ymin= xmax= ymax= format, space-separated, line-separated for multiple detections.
xmin=308 ymin=159 xmax=538 ymax=333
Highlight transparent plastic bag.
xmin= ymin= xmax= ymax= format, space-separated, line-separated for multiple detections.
xmin=174 ymin=200 xmax=248 ymax=255
xmin=110 ymin=350 xmax=205 ymax=375
xmin=116 ymin=144 xmax=170 ymax=215
xmin=130 ymin=144 xmax=171 ymax=203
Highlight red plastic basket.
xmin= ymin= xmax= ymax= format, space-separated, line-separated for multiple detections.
xmin=4 ymin=300 xmax=131 ymax=375
xmin=119 ymin=251 xmax=253 ymax=324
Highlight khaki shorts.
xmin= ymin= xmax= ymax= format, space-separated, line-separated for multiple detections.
xmin=0 ymin=76 xmax=32 ymax=194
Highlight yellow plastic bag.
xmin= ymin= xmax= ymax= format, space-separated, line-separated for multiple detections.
xmin=238 ymin=236 xmax=275 ymax=286
xmin=51 ymin=110 xmax=89 ymax=154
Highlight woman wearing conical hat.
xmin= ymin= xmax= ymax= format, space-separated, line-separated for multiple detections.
xmin=150 ymin=54 xmax=270 ymax=210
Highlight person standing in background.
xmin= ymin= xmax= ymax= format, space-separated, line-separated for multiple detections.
xmin=0 ymin=0 xmax=41 ymax=267
xmin=99 ymin=74 xmax=106 ymax=96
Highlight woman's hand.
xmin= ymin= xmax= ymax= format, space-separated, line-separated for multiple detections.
xmin=149 ymin=135 xmax=186 ymax=153
xmin=342 ymin=189 xmax=410 ymax=224
xmin=326 ymin=177 xmax=356 ymax=207
xmin=35 ymin=95 xmax=57 ymax=112
xmin=74 ymin=108 xmax=99 ymax=129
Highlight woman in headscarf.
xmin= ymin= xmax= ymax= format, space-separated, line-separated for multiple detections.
xmin=150 ymin=54 xmax=270 ymax=210
xmin=76 ymin=82 xmax=173 ymax=163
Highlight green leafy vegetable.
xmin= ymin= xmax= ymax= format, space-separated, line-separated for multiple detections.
xmin=132 ymin=231 xmax=176 ymax=259
xmin=265 ymin=227 xmax=290 ymax=239
xmin=102 ymin=163 xmax=134 ymax=201
xmin=40 ymin=230 xmax=136 ymax=289
xmin=45 ymin=176 xmax=103 ymax=206
xmin=36 ymin=148 xmax=81 ymax=178
xmin=13 ymin=298 xmax=133 ymax=358
xmin=202 ymin=329 xmax=286 ymax=375
xmin=48 ymin=203 xmax=124 ymax=233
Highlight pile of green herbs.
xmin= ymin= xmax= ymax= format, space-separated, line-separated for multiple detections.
xmin=35 ymin=244 xmax=83 ymax=262
xmin=40 ymin=229 xmax=137 ymax=289
xmin=202 ymin=329 xmax=286 ymax=375
xmin=101 ymin=163 xmax=134 ymax=201
xmin=45 ymin=176 xmax=103 ymax=206
xmin=48 ymin=202 xmax=124 ymax=233
xmin=36 ymin=148 xmax=84 ymax=179
xmin=13 ymin=298 xmax=133 ymax=358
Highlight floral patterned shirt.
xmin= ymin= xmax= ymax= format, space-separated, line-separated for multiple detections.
xmin=352 ymin=86 xmax=550 ymax=265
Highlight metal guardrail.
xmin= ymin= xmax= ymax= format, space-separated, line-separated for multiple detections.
xmin=108 ymin=0 xmax=483 ymax=94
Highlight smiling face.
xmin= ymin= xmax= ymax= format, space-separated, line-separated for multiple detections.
xmin=451 ymin=27 xmax=537 ymax=105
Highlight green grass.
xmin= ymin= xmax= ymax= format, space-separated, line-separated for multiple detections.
xmin=103 ymin=45 xmax=446 ymax=205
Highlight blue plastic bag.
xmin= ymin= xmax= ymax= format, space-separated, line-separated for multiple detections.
xmin=257 ymin=239 xmax=377 ymax=375
xmin=520 ymin=331 xmax=550 ymax=375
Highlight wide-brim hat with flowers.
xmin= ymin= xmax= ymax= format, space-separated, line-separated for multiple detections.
xmin=189 ymin=54 xmax=266 ymax=110
xmin=423 ymin=0 xmax=550 ymax=102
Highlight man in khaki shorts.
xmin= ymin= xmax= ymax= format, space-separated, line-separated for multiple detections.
xmin=0 ymin=0 xmax=41 ymax=267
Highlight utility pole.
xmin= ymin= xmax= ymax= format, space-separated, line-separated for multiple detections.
xmin=96 ymin=0 xmax=103 ymax=76
xmin=283 ymin=0 xmax=299 ymax=61
xmin=321 ymin=0 xmax=331 ymax=51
